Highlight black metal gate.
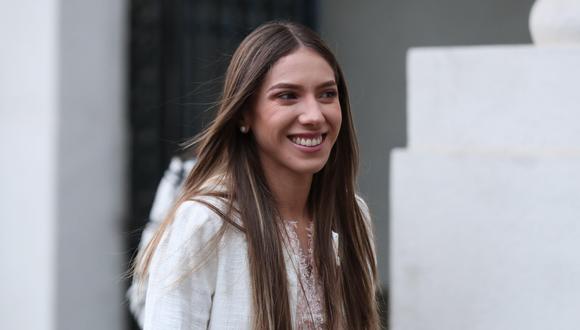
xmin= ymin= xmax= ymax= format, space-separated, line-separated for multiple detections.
xmin=127 ymin=0 xmax=317 ymax=328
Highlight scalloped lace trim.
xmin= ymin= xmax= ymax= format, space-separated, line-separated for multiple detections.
xmin=285 ymin=220 xmax=326 ymax=329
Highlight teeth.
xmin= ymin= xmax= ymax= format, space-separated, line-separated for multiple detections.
xmin=291 ymin=135 xmax=323 ymax=147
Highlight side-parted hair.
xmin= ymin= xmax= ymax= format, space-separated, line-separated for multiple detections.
xmin=135 ymin=21 xmax=380 ymax=329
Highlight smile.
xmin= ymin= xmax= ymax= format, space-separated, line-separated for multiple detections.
xmin=288 ymin=134 xmax=325 ymax=147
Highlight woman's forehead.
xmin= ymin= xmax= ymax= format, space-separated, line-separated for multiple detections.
xmin=261 ymin=48 xmax=335 ymax=89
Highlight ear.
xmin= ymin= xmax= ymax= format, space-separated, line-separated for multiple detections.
xmin=240 ymin=105 xmax=253 ymax=129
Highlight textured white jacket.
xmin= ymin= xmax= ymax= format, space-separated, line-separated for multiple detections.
xmin=143 ymin=197 xmax=370 ymax=329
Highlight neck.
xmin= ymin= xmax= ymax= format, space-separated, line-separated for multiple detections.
xmin=262 ymin=167 xmax=312 ymax=223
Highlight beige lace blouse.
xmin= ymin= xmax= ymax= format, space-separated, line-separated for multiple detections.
xmin=284 ymin=220 xmax=326 ymax=329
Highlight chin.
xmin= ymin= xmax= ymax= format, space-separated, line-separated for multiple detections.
xmin=291 ymin=160 xmax=328 ymax=175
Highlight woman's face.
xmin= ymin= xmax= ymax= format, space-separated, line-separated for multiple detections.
xmin=246 ymin=47 xmax=342 ymax=179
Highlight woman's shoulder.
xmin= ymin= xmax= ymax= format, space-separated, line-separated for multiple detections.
xmin=150 ymin=198 xmax=229 ymax=274
xmin=169 ymin=197 xmax=227 ymax=237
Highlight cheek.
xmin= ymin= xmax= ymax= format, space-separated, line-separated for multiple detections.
xmin=252 ymin=126 xmax=271 ymax=152
xmin=329 ymin=106 xmax=342 ymax=136
xmin=252 ymin=114 xmax=287 ymax=148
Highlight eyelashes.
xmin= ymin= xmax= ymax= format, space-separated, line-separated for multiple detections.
xmin=274 ymin=90 xmax=338 ymax=102
xmin=320 ymin=90 xmax=338 ymax=99
xmin=277 ymin=91 xmax=298 ymax=100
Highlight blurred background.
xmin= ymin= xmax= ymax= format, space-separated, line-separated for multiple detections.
xmin=1 ymin=0 xmax=550 ymax=329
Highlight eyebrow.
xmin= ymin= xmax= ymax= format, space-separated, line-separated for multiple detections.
xmin=267 ymin=80 xmax=337 ymax=92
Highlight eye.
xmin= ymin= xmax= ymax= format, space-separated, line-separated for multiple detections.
xmin=319 ymin=89 xmax=338 ymax=99
xmin=277 ymin=91 xmax=298 ymax=100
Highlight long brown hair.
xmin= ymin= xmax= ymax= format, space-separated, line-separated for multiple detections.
xmin=135 ymin=21 xmax=380 ymax=329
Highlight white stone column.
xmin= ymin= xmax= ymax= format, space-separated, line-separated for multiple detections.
xmin=0 ymin=2 xmax=59 ymax=329
xmin=0 ymin=2 xmax=127 ymax=330
xmin=390 ymin=2 xmax=580 ymax=329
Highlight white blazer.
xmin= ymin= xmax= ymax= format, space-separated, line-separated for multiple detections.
xmin=143 ymin=197 xmax=370 ymax=329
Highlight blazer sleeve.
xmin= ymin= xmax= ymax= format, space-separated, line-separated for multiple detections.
xmin=143 ymin=200 xmax=221 ymax=330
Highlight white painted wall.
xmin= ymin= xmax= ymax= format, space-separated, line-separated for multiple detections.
xmin=0 ymin=1 xmax=127 ymax=329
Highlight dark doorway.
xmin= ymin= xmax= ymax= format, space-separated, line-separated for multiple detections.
xmin=126 ymin=0 xmax=318 ymax=328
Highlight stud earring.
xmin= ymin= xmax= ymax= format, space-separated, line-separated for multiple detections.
xmin=240 ymin=126 xmax=249 ymax=133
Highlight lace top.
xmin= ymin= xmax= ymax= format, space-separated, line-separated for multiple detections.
xmin=284 ymin=220 xmax=326 ymax=329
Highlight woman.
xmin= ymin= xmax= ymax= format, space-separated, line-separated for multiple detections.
xmin=134 ymin=21 xmax=380 ymax=329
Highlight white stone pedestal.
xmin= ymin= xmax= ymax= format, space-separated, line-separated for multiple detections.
xmin=390 ymin=46 xmax=580 ymax=330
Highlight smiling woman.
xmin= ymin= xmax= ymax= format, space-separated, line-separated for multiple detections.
xmin=132 ymin=21 xmax=380 ymax=330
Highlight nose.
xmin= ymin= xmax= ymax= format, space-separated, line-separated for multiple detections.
xmin=298 ymin=96 xmax=324 ymax=126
